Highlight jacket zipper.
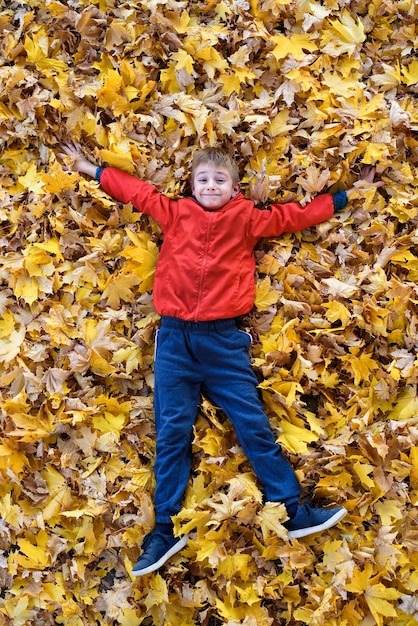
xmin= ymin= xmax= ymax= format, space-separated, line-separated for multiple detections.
xmin=194 ymin=212 xmax=213 ymax=321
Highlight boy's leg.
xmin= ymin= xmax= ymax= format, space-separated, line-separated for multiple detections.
xmin=153 ymin=324 xmax=202 ymax=524
xmin=200 ymin=326 xmax=347 ymax=536
xmin=132 ymin=323 xmax=200 ymax=576
xmin=199 ymin=326 xmax=302 ymax=506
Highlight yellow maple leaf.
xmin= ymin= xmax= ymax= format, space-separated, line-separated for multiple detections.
xmin=401 ymin=60 xmax=418 ymax=86
xmin=320 ymin=367 xmax=340 ymax=388
xmin=8 ymin=405 xmax=57 ymax=443
xmin=0 ymin=310 xmax=15 ymax=338
xmin=340 ymin=349 xmax=379 ymax=386
xmin=227 ymin=473 xmax=263 ymax=503
xmin=112 ymin=346 xmax=142 ymax=374
xmin=215 ymin=597 xmax=246 ymax=622
xmin=371 ymin=61 xmax=401 ymax=88
xmin=323 ymin=300 xmax=352 ymax=326
xmin=254 ymin=276 xmax=281 ymax=310
xmin=0 ymin=441 xmax=28 ymax=474
xmin=0 ymin=596 xmax=36 ymax=626
xmin=42 ymin=306 xmax=80 ymax=347
xmin=23 ymin=26 xmax=67 ymax=72
xmin=98 ymin=148 xmax=136 ymax=173
xmin=271 ymin=33 xmax=317 ymax=60
xmin=363 ymin=141 xmax=391 ymax=164
xmin=41 ymin=466 xmax=73 ymax=520
xmin=23 ymin=28 xmax=49 ymax=63
xmin=12 ymin=273 xmax=40 ymax=305
xmin=195 ymin=45 xmax=228 ymax=79
xmin=35 ymin=237 xmax=63 ymax=258
xmin=122 ymin=230 xmax=159 ymax=291
xmin=172 ymin=48 xmax=195 ymax=74
xmin=390 ymin=250 xmax=418 ymax=270
xmin=97 ymin=68 xmax=122 ymax=99
xmin=92 ymin=396 xmax=132 ymax=437
xmin=321 ymin=11 xmax=366 ymax=56
xmin=257 ymin=501 xmax=288 ymax=540
xmin=173 ymin=508 xmax=212 ymax=535
xmin=0 ymin=326 xmax=25 ymax=364
xmin=345 ymin=562 xmax=376 ymax=593
xmin=295 ymin=164 xmax=331 ymax=194
xmin=199 ymin=428 xmax=224 ymax=456
xmin=277 ymin=419 xmax=319 ymax=454
xmin=42 ymin=161 xmax=79 ymax=193
xmin=374 ymin=499 xmax=404 ymax=526
xmin=231 ymin=66 xmax=257 ymax=88
xmin=102 ymin=272 xmax=142 ymax=308
xmin=321 ymin=277 xmax=359 ymax=299
xmin=353 ymin=461 xmax=375 ymax=489
xmin=365 ymin=584 xmax=402 ymax=626
xmin=259 ymin=379 xmax=303 ymax=407
xmin=160 ymin=64 xmax=181 ymax=92
xmin=88 ymin=230 xmax=123 ymax=256
xmin=208 ymin=492 xmax=250 ymax=521
xmin=40 ymin=579 xmax=67 ymax=605
xmin=14 ymin=530 xmax=52 ymax=570
xmin=235 ymin=582 xmax=263 ymax=606
xmin=105 ymin=21 xmax=131 ymax=51
xmin=17 ymin=162 xmax=46 ymax=195
xmin=23 ymin=245 xmax=53 ymax=277
xmin=89 ymin=350 xmax=117 ymax=376
xmin=171 ymin=9 xmax=191 ymax=34
xmin=194 ymin=538 xmax=225 ymax=565
xmin=142 ymin=573 xmax=169 ymax=609
xmin=92 ymin=409 xmax=129 ymax=436
xmin=269 ymin=109 xmax=297 ymax=137
xmin=217 ymin=71 xmax=244 ymax=96
xmin=0 ymin=493 xmax=23 ymax=528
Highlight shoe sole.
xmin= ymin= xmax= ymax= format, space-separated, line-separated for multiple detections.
xmin=132 ymin=535 xmax=189 ymax=577
xmin=288 ymin=508 xmax=348 ymax=539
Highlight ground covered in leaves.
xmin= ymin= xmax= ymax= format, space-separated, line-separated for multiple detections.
xmin=0 ymin=0 xmax=418 ymax=624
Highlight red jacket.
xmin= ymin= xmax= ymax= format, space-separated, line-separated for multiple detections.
xmin=100 ymin=168 xmax=335 ymax=321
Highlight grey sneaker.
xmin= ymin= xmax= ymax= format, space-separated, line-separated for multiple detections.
xmin=285 ymin=503 xmax=347 ymax=539
xmin=132 ymin=531 xmax=188 ymax=576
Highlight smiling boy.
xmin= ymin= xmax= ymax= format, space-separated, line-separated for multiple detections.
xmin=191 ymin=149 xmax=241 ymax=209
xmin=60 ymin=142 xmax=379 ymax=576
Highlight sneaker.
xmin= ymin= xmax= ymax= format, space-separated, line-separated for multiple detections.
xmin=285 ymin=503 xmax=347 ymax=539
xmin=132 ymin=531 xmax=188 ymax=576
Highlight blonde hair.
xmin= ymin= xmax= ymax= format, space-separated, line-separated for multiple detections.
xmin=191 ymin=148 xmax=240 ymax=185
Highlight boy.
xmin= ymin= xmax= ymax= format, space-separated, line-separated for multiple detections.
xmin=59 ymin=142 xmax=378 ymax=576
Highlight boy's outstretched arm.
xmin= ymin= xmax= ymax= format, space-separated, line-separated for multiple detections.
xmin=58 ymin=141 xmax=98 ymax=179
xmin=58 ymin=141 xmax=172 ymax=227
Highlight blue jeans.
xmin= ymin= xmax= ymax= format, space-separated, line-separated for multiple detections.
xmin=153 ymin=317 xmax=302 ymax=524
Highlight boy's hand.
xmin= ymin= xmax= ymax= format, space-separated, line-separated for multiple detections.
xmin=58 ymin=141 xmax=98 ymax=178
xmin=346 ymin=165 xmax=384 ymax=200
xmin=355 ymin=165 xmax=383 ymax=186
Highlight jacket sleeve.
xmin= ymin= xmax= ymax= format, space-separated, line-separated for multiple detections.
xmin=98 ymin=167 xmax=174 ymax=230
xmin=247 ymin=193 xmax=336 ymax=240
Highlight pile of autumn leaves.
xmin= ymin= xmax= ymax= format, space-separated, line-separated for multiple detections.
xmin=0 ymin=0 xmax=418 ymax=624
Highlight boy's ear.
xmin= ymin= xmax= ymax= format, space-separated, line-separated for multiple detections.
xmin=231 ymin=183 xmax=241 ymax=197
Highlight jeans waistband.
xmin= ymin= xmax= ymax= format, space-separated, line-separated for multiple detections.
xmin=160 ymin=316 xmax=237 ymax=331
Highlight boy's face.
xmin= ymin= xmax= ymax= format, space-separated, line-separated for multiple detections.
xmin=191 ymin=162 xmax=240 ymax=210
